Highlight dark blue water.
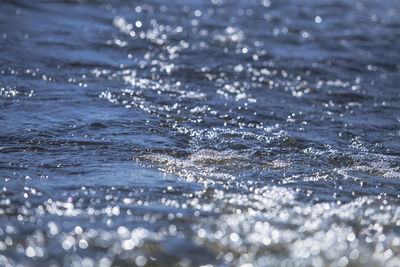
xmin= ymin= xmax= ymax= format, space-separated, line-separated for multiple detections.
xmin=1 ymin=0 xmax=400 ymax=266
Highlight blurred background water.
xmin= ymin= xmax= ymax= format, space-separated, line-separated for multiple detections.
xmin=0 ymin=0 xmax=399 ymax=266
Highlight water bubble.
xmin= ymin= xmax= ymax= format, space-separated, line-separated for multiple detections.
xmin=135 ymin=255 xmax=147 ymax=267
xmin=79 ymin=239 xmax=89 ymax=249
xmin=135 ymin=21 xmax=142 ymax=28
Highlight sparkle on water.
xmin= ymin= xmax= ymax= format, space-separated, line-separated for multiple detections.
xmin=0 ymin=0 xmax=400 ymax=266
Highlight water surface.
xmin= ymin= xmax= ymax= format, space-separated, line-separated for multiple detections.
xmin=1 ymin=0 xmax=400 ymax=266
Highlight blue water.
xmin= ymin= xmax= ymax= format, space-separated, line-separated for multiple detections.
xmin=1 ymin=0 xmax=400 ymax=266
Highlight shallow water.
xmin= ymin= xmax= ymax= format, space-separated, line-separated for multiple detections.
xmin=0 ymin=0 xmax=400 ymax=266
